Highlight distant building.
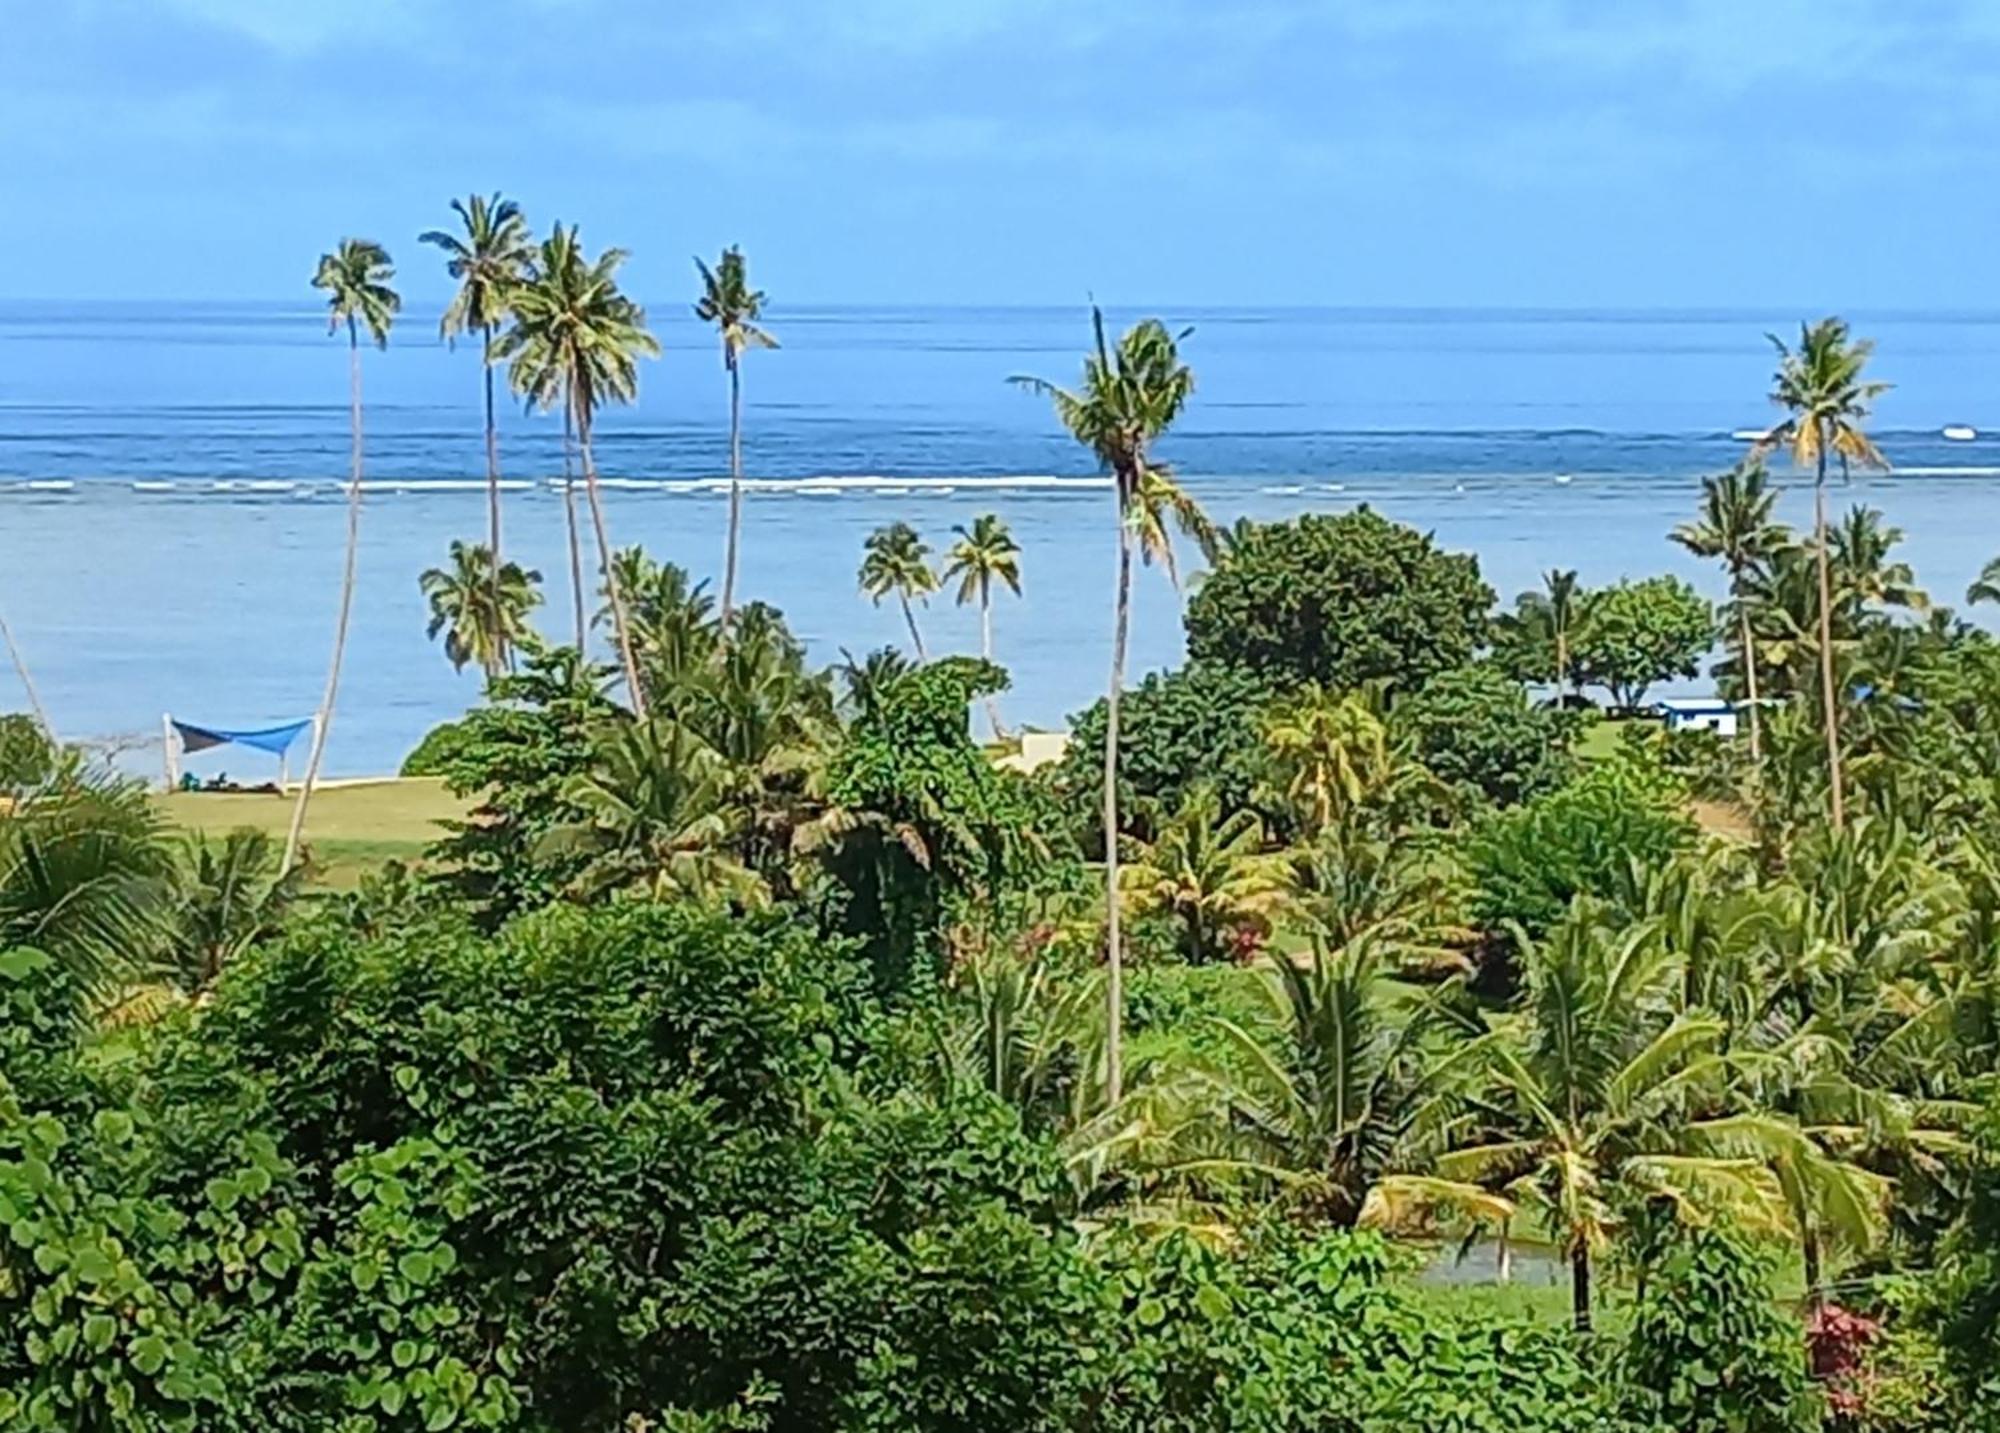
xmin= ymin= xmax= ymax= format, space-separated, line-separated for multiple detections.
xmin=1654 ymin=697 xmax=1738 ymax=738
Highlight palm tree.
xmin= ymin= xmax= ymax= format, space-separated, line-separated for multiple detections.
xmin=1120 ymin=786 xmax=1284 ymax=963
xmin=1495 ymin=571 xmax=1582 ymax=700
xmin=1969 ymin=556 xmax=2000 ymax=608
xmin=1674 ymin=461 xmax=1786 ymax=762
xmin=543 ymin=717 xmax=762 ymax=907
xmin=168 ymin=827 xmax=305 ymax=992
xmin=858 ymin=521 xmax=939 ymax=660
xmin=419 ymin=540 xmax=543 ymax=679
xmin=943 ymin=514 xmax=1023 ymax=737
xmin=1259 ymin=682 xmax=1400 ymax=836
xmin=420 ymin=193 xmax=533 ymax=649
xmin=0 ymin=772 xmax=175 ymax=1004
xmin=1439 ymin=903 xmax=1789 ymax=1333
xmin=1542 ymin=569 xmax=1580 ymax=704
xmin=497 ymin=224 xmax=660 ymax=716
xmin=694 ymin=247 xmax=778 ymax=631
xmin=1013 ymin=308 xmax=1205 ymax=1101
xmin=1755 ymin=319 xmax=1891 ymax=832
xmin=284 ymin=238 xmax=399 ymax=875
xmin=1206 ymin=937 xmax=1505 ymax=1230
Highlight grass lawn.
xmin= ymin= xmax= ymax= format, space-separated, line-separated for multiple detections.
xmin=1575 ymin=715 xmax=1635 ymax=761
xmin=159 ymin=778 xmax=468 ymax=887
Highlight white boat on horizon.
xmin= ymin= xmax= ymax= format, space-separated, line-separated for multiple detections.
xmin=1944 ymin=425 xmax=1978 ymax=441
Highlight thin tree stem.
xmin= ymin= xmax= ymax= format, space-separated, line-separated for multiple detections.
xmin=562 ymin=403 xmax=584 ymax=653
xmin=0 ymin=605 xmax=53 ymax=742
xmin=578 ymin=395 xmax=647 ymax=718
xmin=1571 ymin=1244 xmax=1592 ymax=1335
xmin=1815 ymin=453 xmax=1844 ymax=830
xmin=901 ymin=593 xmax=928 ymax=662
xmin=1103 ymin=503 xmax=1134 ymax=1105
xmin=721 ymin=353 xmax=744 ymax=633
xmin=483 ymin=321 xmax=505 ymax=668
xmin=284 ymin=321 xmax=364 ymax=874
xmin=981 ymin=586 xmax=1005 ymax=739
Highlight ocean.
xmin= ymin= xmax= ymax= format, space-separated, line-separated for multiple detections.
xmin=3 ymin=301 xmax=1999 ymax=777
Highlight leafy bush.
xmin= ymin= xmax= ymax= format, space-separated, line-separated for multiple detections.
xmin=1466 ymin=752 xmax=1694 ymax=939
xmin=1617 ymin=1220 xmax=1819 ymax=1432
xmin=1185 ymin=508 xmax=1493 ymax=693
xmin=0 ymin=712 xmax=55 ymax=791
xmin=1050 ymin=660 xmax=1277 ymax=847
xmin=1393 ymin=663 xmax=1576 ymax=808
xmin=399 ymin=716 xmax=479 ymax=776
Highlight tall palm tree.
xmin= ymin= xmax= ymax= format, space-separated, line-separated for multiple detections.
xmin=1013 ymin=308 xmax=1204 ymax=1101
xmin=1754 ymin=319 xmax=1891 ymax=832
xmin=497 ymin=224 xmax=660 ymax=716
xmin=694 ymin=247 xmax=778 ymax=631
xmin=1542 ymin=569 xmax=1580 ymax=704
xmin=420 ymin=192 xmax=533 ymax=649
xmin=1673 ymin=461 xmax=1786 ymax=762
xmin=284 ymin=238 xmax=399 ymax=875
xmin=419 ymin=539 xmax=543 ymax=679
xmin=858 ymin=521 xmax=938 ymax=660
xmin=943 ymin=513 xmax=1023 ymax=737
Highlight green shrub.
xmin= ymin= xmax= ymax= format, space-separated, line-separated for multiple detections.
xmin=1466 ymin=751 xmax=1694 ymax=939
xmin=1185 ymin=508 xmax=1492 ymax=694
xmin=1393 ymin=663 xmax=1576 ymax=809
xmin=1617 ymin=1220 xmax=1819 ymax=1433
xmin=0 ymin=712 xmax=55 ymax=791
xmin=399 ymin=716 xmax=479 ymax=776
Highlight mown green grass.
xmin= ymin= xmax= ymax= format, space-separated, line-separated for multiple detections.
xmin=159 ymin=778 xmax=467 ymax=887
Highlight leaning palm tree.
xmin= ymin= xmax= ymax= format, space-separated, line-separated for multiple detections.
xmin=943 ymin=513 xmax=1023 ymax=736
xmin=694 ymin=247 xmax=778 ymax=631
xmin=1754 ymin=319 xmax=1891 ymax=831
xmin=497 ymin=224 xmax=660 ymax=716
xmin=420 ymin=192 xmax=533 ymax=649
xmin=284 ymin=238 xmax=399 ymax=875
xmin=1013 ymin=308 xmax=1204 ymax=1101
xmin=858 ymin=521 xmax=939 ymax=660
xmin=419 ymin=539 xmax=543 ymax=679
xmin=1673 ymin=461 xmax=1786 ymax=762
xmin=0 ymin=603 xmax=53 ymax=741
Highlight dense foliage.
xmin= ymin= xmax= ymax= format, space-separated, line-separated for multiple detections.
xmin=1392 ymin=662 xmax=1577 ymax=808
xmin=1184 ymin=509 xmax=1493 ymax=693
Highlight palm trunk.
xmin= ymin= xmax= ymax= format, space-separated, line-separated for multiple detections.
xmin=720 ymin=352 xmax=744 ymax=633
xmin=483 ymin=321 xmax=504 ymax=666
xmin=1570 ymin=1244 xmax=1592 ymax=1335
xmin=1103 ymin=504 xmax=1134 ymax=1104
xmin=980 ymin=586 xmax=1005 ymax=739
xmin=284 ymin=321 xmax=364 ymax=875
xmin=1738 ymin=592 xmax=1763 ymax=764
xmin=1814 ymin=452 xmax=1844 ymax=830
xmin=1803 ymin=1227 xmax=1824 ymax=1313
xmin=1556 ymin=629 xmax=1568 ymax=706
xmin=561 ymin=404 xmax=585 ymax=654
xmin=900 ymin=594 xmax=928 ymax=662
xmin=0 ymin=605 xmax=53 ymax=742
xmin=577 ymin=395 xmax=647 ymax=718
xmin=1497 ymin=1220 xmax=1514 ymax=1284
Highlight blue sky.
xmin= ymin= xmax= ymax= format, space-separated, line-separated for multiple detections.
xmin=5 ymin=0 xmax=1998 ymax=307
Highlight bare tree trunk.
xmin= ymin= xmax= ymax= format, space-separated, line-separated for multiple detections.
xmin=482 ymin=321 xmax=507 ymax=672
xmin=1571 ymin=1244 xmax=1592 ymax=1335
xmin=1497 ymin=1220 xmax=1514 ymax=1284
xmin=284 ymin=323 xmax=365 ymax=874
xmin=1803 ymin=1227 xmax=1824 ymax=1313
xmin=577 ymin=396 xmax=647 ymax=718
xmin=720 ymin=353 xmax=744 ymax=633
xmin=980 ymin=586 xmax=1005 ymax=739
xmin=0 ymin=605 xmax=53 ymax=741
xmin=900 ymin=593 xmax=928 ymax=661
xmin=561 ymin=403 xmax=585 ymax=654
xmin=1556 ymin=629 xmax=1568 ymax=707
xmin=1814 ymin=453 xmax=1844 ymax=830
xmin=1739 ymin=596 xmax=1763 ymax=764
xmin=1103 ymin=505 xmax=1134 ymax=1104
